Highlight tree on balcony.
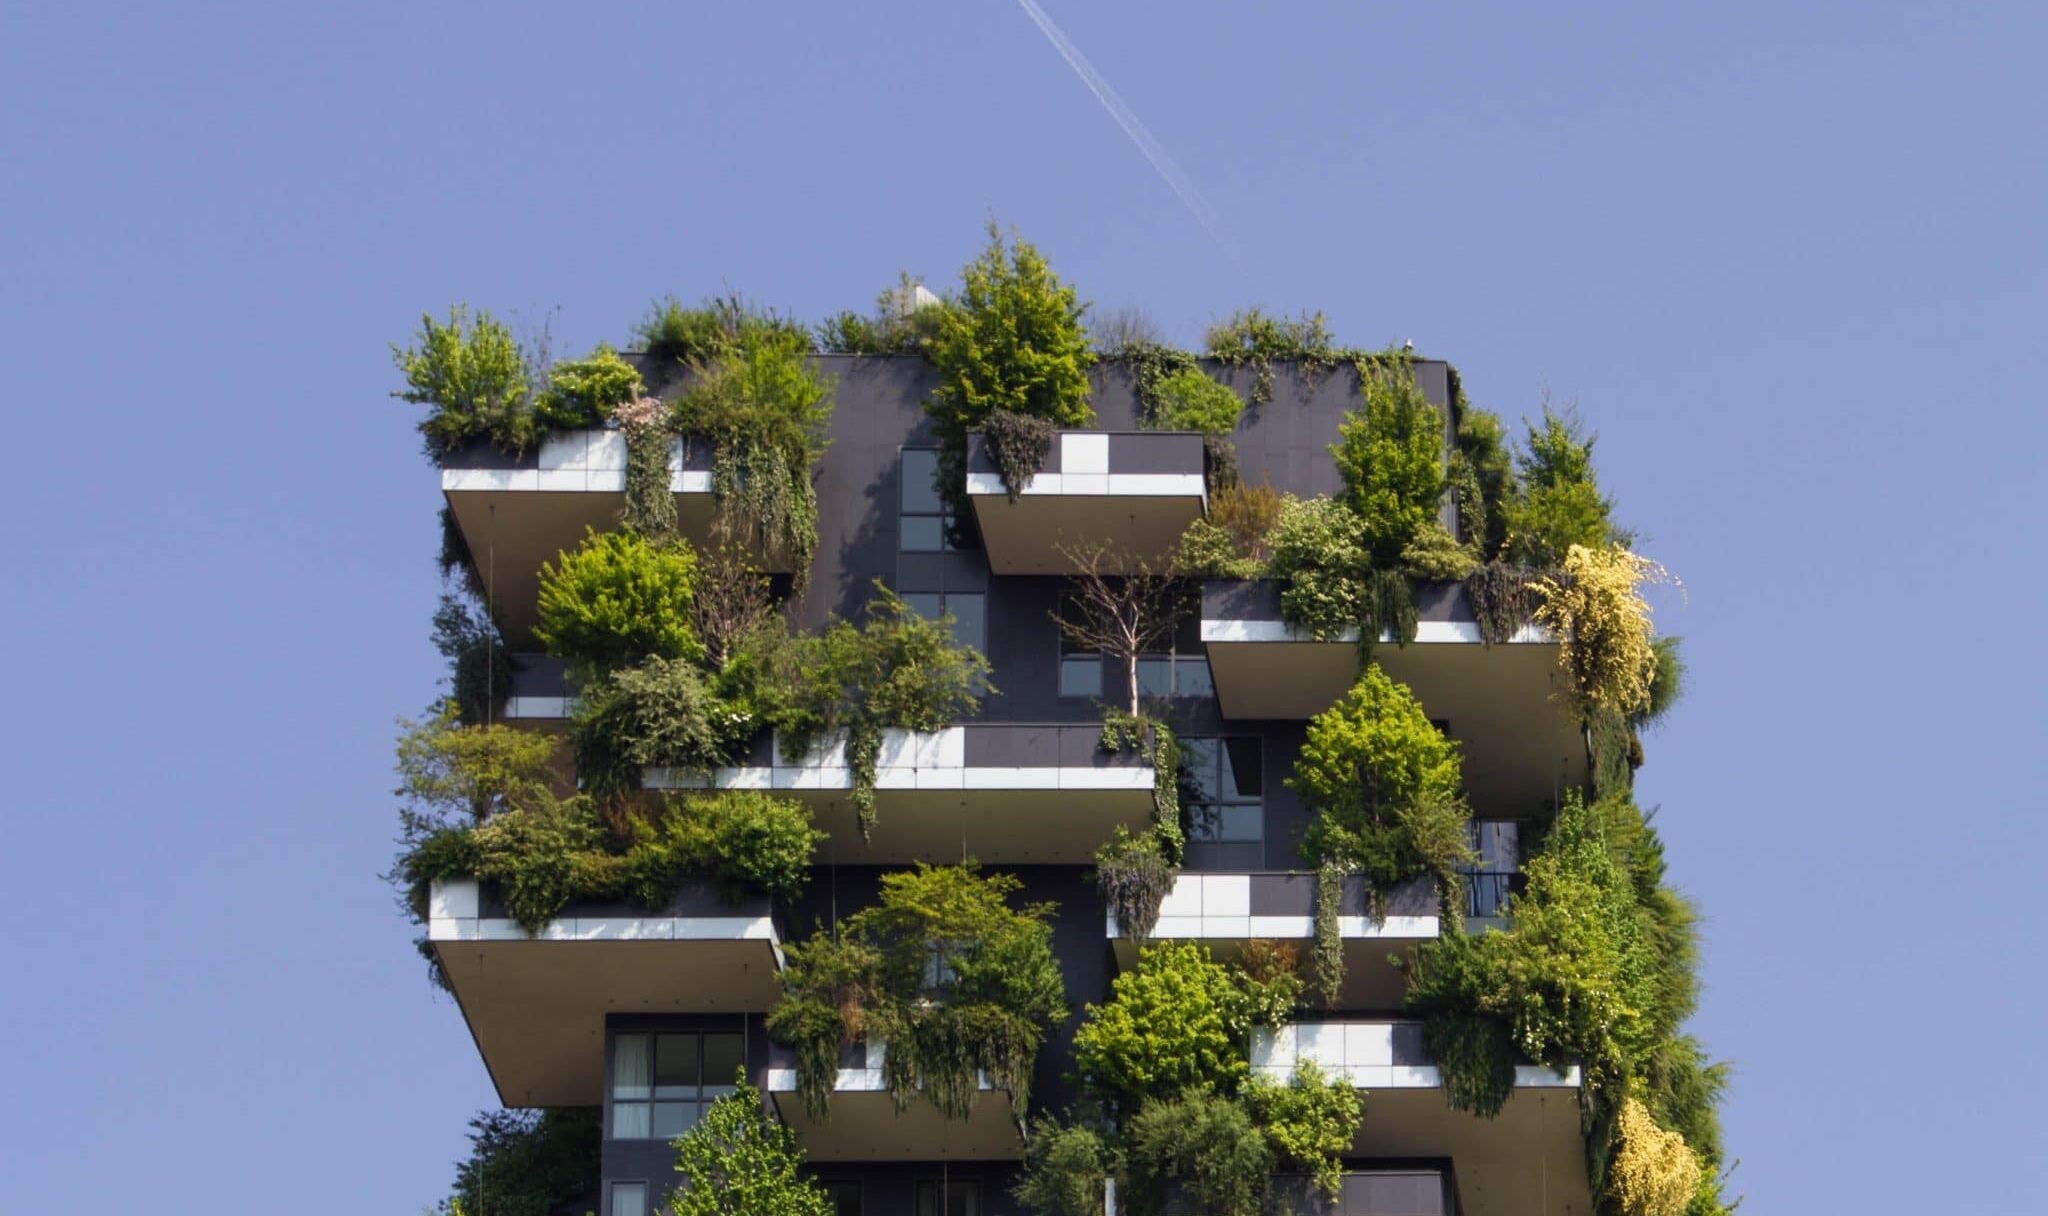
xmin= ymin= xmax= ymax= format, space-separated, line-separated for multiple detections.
xmin=665 ymin=1078 xmax=834 ymax=1216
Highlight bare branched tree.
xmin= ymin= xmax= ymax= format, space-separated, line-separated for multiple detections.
xmin=691 ymin=543 xmax=778 ymax=668
xmin=1052 ymin=540 xmax=1189 ymax=717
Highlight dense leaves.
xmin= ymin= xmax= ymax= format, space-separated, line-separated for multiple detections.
xmin=394 ymin=305 xmax=535 ymax=458
xmin=534 ymin=529 xmax=702 ymax=682
xmin=444 ymin=1108 xmax=598 ymax=1216
xmin=1331 ymin=368 xmax=1447 ymax=565
xmin=666 ymin=1080 xmax=835 ymax=1216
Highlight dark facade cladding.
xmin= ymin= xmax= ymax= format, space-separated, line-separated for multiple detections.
xmin=445 ymin=355 xmax=1543 ymax=1216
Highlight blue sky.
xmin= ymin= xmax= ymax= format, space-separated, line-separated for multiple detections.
xmin=2 ymin=3 xmax=2042 ymax=1212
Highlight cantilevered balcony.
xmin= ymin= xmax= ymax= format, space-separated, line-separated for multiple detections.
xmin=1252 ymin=1022 xmax=1589 ymax=1216
xmin=966 ymin=430 xmax=1207 ymax=574
xmin=442 ymin=430 xmax=791 ymax=642
xmin=1201 ymin=580 xmax=1585 ymax=817
xmin=764 ymin=1038 xmax=1022 ymax=1161
xmin=643 ymin=724 xmax=1156 ymax=864
xmin=1107 ymin=873 xmax=1442 ymax=1009
xmin=427 ymin=878 xmax=784 ymax=1108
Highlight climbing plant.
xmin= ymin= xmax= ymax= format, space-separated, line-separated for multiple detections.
xmin=767 ymin=863 xmax=1066 ymax=1124
xmin=615 ymin=393 xmax=678 ymax=544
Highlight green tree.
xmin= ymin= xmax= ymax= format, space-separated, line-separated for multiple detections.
xmin=1014 ymin=1121 xmax=1111 ymax=1216
xmin=1291 ymin=665 xmax=1472 ymax=902
xmin=1123 ymin=1091 xmax=1272 ymax=1216
xmin=394 ymin=305 xmax=535 ymax=458
xmin=1330 ymin=368 xmax=1446 ymax=565
xmin=665 ymin=1079 xmax=834 ymax=1216
xmin=395 ymin=706 xmax=558 ymax=831
xmin=1072 ymin=941 xmax=1261 ymax=1117
xmin=571 ymin=655 xmax=736 ymax=800
xmin=927 ymin=223 xmax=1095 ymax=439
xmin=1450 ymin=404 xmax=1514 ymax=558
xmin=1504 ymin=406 xmax=1614 ymax=566
xmin=445 ymin=1108 xmax=598 ymax=1216
xmin=534 ymin=528 xmax=702 ymax=681
xmin=1148 ymin=367 xmax=1244 ymax=435
xmin=1242 ymin=1062 xmax=1364 ymax=1203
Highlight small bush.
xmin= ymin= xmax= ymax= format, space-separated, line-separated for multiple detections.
xmin=1608 ymin=1099 xmax=1702 ymax=1216
xmin=1123 ymin=1092 xmax=1272 ymax=1216
xmin=927 ymin=223 xmax=1096 ymax=435
xmin=636 ymin=294 xmax=808 ymax=368
xmin=1531 ymin=543 xmax=1672 ymax=719
xmin=1095 ymin=825 xmax=1175 ymax=944
xmin=1014 ymin=1121 xmax=1111 ymax=1216
xmin=816 ymin=275 xmax=950 ymax=355
xmin=571 ymin=656 xmax=739 ymax=799
xmin=1399 ymin=520 xmax=1479 ymax=582
xmin=394 ymin=709 xmax=558 ymax=832
xmin=393 ymin=305 xmax=535 ymax=458
xmin=533 ymin=344 xmax=642 ymax=431
xmin=534 ymin=529 xmax=702 ymax=681
xmin=623 ymin=791 xmax=823 ymax=904
xmin=1331 ymin=368 xmax=1446 ymax=565
xmin=1505 ymin=406 xmax=1614 ymax=567
xmin=1242 ymin=1061 xmax=1364 ymax=1203
xmin=1265 ymin=496 xmax=1372 ymax=639
xmin=1149 ymin=368 xmax=1243 ymax=435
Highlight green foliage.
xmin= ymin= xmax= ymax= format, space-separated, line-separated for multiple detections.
xmin=674 ymin=324 xmax=834 ymax=583
xmin=771 ymin=586 xmax=994 ymax=837
xmin=1331 ymin=368 xmax=1447 ymax=566
xmin=983 ymin=408 xmax=1059 ymax=498
xmin=1635 ymin=636 xmax=1687 ymax=730
xmin=1505 ymin=407 xmax=1614 ymax=567
xmin=1463 ymin=560 xmax=1545 ymax=646
xmin=1015 ymin=1120 xmax=1111 ymax=1216
xmin=617 ymin=394 xmax=679 ymax=544
xmin=1399 ymin=521 xmax=1479 ymax=582
xmin=1099 ymin=713 xmax=1185 ymax=864
xmin=535 ymin=344 xmax=643 ymax=431
xmin=1265 ymin=496 xmax=1372 ymax=639
xmin=571 ymin=656 xmax=745 ymax=800
xmin=1292 ymin=665 xmax=1473 ymax=905
xmin=1147 ymin=368 xmax=1244 ymax=436
xmin=665 ymin=1079 xmax=835 ymax=1216
xmin=1105 ymin=339 xmax=1201 ymax=421
xmin=394 ymin=305 xmax=536 ymax=459
xmin=534 ymin=529 xmax=702 ymax=682
xmin=1123 ymin=1092 xmax=1272 ymax=1216
xmin=1233 ymin=939 xmax=1305 ymax=1028
xmin=1311 ymin=859 xmax=1346 ymax=1008
xmin=394 ymin=708 xmax=557 ymax=834
xmin=431 ymin=594 xmax=511 ymax=726
xmin=1451 ymin=403 xmax=1514 ymax=558
xmin=1096 ymin=825 xmax=1175 ymax=945
xmin=816 ymin=275 xmax=950 ymax=355
xmin=445 ymin=1108 xmax=598 ymax=1216
xmin=769 ymin=863 xmax=1066 ymax=1123
xmin=636 ymin=294 xmax=809 ymax=369
xmin=626 ymin=792 xmax=823 ymax=905
xmin=1173 ymin=518 xmax=1257 ymax=580
xmin=1243 ymin=1061 xmax=1365 ymax=1203
xmin=1203 ymin=309 xmax=1337 ymax=367
xmin=927 ymin=223 xmax=1096 ymax=435
xmin=1073 ymin=941 xmax=1273 ymax=1117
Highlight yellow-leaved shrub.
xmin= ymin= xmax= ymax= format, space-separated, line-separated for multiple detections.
xmin=1533 ymin=544 xmax=1672 ymax=717
xmin=1609 ymin=1098 xmax=1702 ymax=1216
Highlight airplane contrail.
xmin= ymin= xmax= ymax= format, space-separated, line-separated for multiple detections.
xmin=1013 ymin=0 xmax=1266 ymax=292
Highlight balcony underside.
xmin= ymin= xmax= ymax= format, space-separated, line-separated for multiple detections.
xmin=969 ymin=489 xmax=1206 ymax=575
xmin=766 ymin=1082 xmax=1023 ymax=1161
xmin=428 ymin=880 xmax=782 ymax=1107
xmin=443 ymin=486 xmax=733 ymax=643
xmin=1357 ymin=1087 xmax=1592 ymax=1216
xmin=1202 ymin=629 xmax=1585 ymax=816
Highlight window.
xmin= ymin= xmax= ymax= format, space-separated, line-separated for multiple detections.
xmin=821 ymin=1181 xmax=862 ymax=1216
xmin=1460 ymin=821 xmax=1521 ymax=917
xmin=915 ymin=1179 xmax=982 ymax=1216
xmin=1055 ymin=593 xmax=1102 ymax=698
xmin=610 ymin=1182 xmax=649 ymax=1216
xmin=1183 ymin=737 xmax=1262 ymax=843
xmin=899 ymin=448 xmax=955 ymax=551
xmin=903 ymin=591 xmax=985 ymax=655
xmin=1135 ymin=605 xmax=1210 ymax=700
xmin=609 ymin=1031 xmax=742 ymax=1140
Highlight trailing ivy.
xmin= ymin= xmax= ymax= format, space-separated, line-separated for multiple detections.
xmin=1100 ymin=710 xmax=1185 ymax=864
xmin=1311 ymin=858 xmax=1347 ymax=1008
xmin=1532 ymin=543 xmax=1675 ymax=720
xmin=615 ymin=393 xmax=677 ymax=544
xmin=983 ymin=408 xmax=1058 ymax=499
xmin=1095 ymin=824 xmax=1174 ymax=945
xmin=1464 ymin=559 xmax=1546 ymax=646
xmin=768 ymin=864 xmax=1066 ymax=1125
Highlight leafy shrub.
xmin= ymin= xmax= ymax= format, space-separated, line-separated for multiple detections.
xmin=1174 ymin=518 xmax=1258 ymax=580
xmin=816 ymin=275 xmax=950 ymax=355
xmin=1202 ymin=308 xmax=1339 ymax=407
xmin=1208 ymin=478 xmax=1281 ymax=564
xmin=1399 ymin=520 xmax=1478 ymax=582
xmin=393 ymin=305 xmax=536 ymax=459
xmin=461 ymin=796 xmax=614 ymax=932
xmin=668 ymin=1079 xmax=835 ymax=1216
xmin=983 ymin=408 xmax=1059 ymax=498
xmin=1505 ymin=407 xmax=1614 ymax=567
xmin=571 ymin=656 xmax=740 ymax=799
xmin=1608 ymin=1099 xmax=1702 ymax=1216
xmin=1451 ymin=403 xmax=1514 ymax=558
xmin=1014 ymin=1121 xmax=1111 ymax=1216
xmin=1233 ymin=939 xmax=1304 ymax=1027
xmin=1148 ymin=368 xmax=1243 ymax=435
xmin=533 ymin=344 xmax=642 ymax=431
xmin=1072 ymin=941 xmax=1265 ymax=1116
xmin=1531 ymin=544 xmax=1672 ymax=718
xmin=534 ymin=528 xmax=702 ymax=681
xmin=622 ymin=791 xmax=822 ymax=904
xmin=768 ymin=863 xmax=1066 ymax=1122
xmin=1291 ymin=665 xmax=1472 ymax=906
xmin=615 ymin=393 xmax=678 ymax=544
xmin=1123 ymin=1092 xmax=1272 ymax=1216
xmin=1242 ymin=1061 xmax=1364 ymax=1203
xmin=1096 ymin=825 xmax=1175 ymax=944
xmin=445 ymin=1108 xmax=598 ymax=1216
xmin=636 ymin=293 xmax=808 ymax=369
xmin=673 ymin=323 xmax=834 ymax=581
xmin=927 ymin=223 xmax=1095 ymax=434
xmin=1265 ymin=497 xmax=1371 ymax=639
xmin=432 ymin=594 xmax=512 ymax=726
xmin=394 ymin=708 xmax=557 ymax=833
xmin=1331 ymin=368 xmax=1446 ymax=565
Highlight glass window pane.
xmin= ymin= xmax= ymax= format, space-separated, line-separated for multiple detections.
xmin=651 ymin=1101 xmax=698 ymax=1139
xmin=702 ymin=1033 xmax=744 ymax=1091
xmin=612 ymin=1034 xmax=651 ymax=1100
xmin=950 ymin=1180 xmax=982 ymax=1216
xmin=1221 ymin=737 xmax=1262 ymax=798
xmin=1059 ymin=655 xmax=1102 ymax=698
xmin=900 ymin=515 xmax=944 ymax=552
xmin=611 ymin=1181 xmax=649 ymax=1216
xmin=1215 ymin=804 xmax=1262 ymax=842
xmin=654 ymin=1033 xmax=699 ymax=1097
xmin=1174 ymin=656 xmax=1213 ymax=698
xmin=946 ymin=594 xmax=985 ymax=654
xmin=612 ymin=1101 xmax=651 ymax=1140
xmin=901 ymin=449 xmax=942 ymax=513
xmin=824 ymin=1182 xmax=862 ymax=1216
xmin=1136 ymin=656 xmax=1172 ymax=697
xmin=1180 ymin=738 xmax=1218 ymax=796
xmin=903 ymin=593 xmax=943 ymax=621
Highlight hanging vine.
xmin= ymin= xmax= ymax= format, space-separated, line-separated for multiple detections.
xmin=1312 ymin=858 xmax=1347 ymax=1008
